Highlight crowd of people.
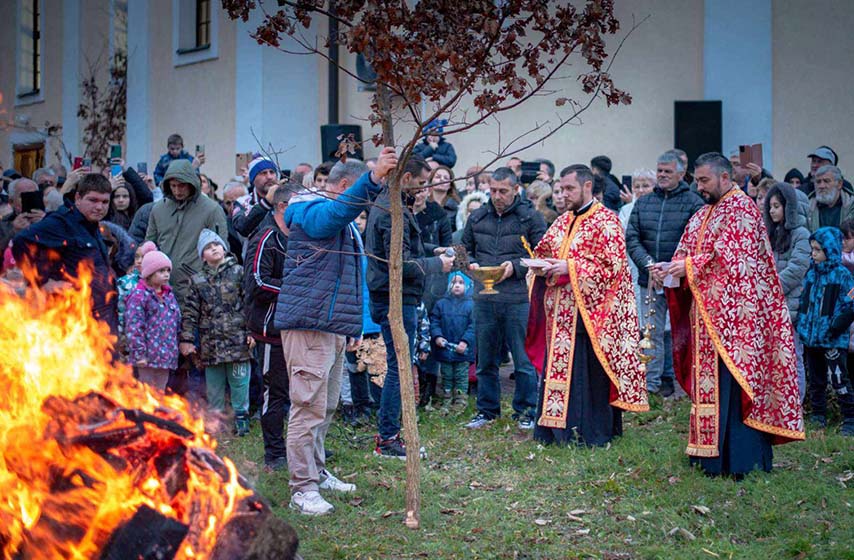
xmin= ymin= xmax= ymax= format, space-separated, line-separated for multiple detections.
xmin=1 ymin=122 xmax=851 ymax=516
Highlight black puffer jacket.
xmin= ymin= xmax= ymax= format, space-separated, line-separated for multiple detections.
xmin=244 ymin=213 xmax=287 ymax=344
xmin=625 ymin=182 xmax=705 ymax=287
xmin=366 ymin=189 xmax=444 ymax=306
xmin=461 ymin=196 xmax=547 ymax=303
xmin=416 ymin=200 xmax=453 ymax=310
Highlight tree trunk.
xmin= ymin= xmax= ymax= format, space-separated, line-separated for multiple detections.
xmin=376 ymin=83 xmax=421 ymax=529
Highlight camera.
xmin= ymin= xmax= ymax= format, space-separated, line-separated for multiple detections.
xmin=445 ymin=342 xmax=460 ymax=353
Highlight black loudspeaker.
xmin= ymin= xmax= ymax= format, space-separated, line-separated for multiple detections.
xmin=674 ymin=101 xmax=722 ymax=171
xmin=320 ymin=124 xmax=364 ymax=161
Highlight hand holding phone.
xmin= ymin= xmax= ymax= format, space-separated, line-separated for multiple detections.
xmin=20 ymin=190 xmax=45 ymax=214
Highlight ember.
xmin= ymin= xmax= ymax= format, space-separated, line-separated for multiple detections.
xmin=0 ymin=272 xmax=298 ymax=559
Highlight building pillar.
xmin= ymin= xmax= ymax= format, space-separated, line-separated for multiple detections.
xmin=704 ymin=0 xmax=773 ymax=169
xmin=235 ymin=14 xmax=320 ymax=168
xmin=61 ymin=0 xmax=80 ymax=160
xmin=126 ymin=0 xmax=150 ymax=167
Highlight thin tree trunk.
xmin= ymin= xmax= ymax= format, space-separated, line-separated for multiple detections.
xmin=376 ymin=83 xmax=421 ymax=529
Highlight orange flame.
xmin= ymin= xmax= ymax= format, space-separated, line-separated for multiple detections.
xmin=0 ymin=269 xmax=252 ymax=559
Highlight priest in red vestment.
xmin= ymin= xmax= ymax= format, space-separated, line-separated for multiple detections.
xmin=662 ymin=152 xmax=804 ymax=476
xmin=526 ymin=164 xmax=648 ymax=446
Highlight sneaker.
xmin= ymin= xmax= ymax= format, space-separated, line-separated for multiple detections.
xmin=289 ymin=490 xmax=334 ymax=516
xmin=659 ymin=380 xmax=675 ymax=398
xmin=465 ymin=413 xmax=495 ymax=429
xmin=517 ymin=417 xmax=535 ymax=430
xmin=234 ymin=414 xmax=250 ymax=437
xmin=319 ymin=468 xmax=356 ymax=492
xmin=810 ymin=414 xmax=827 ymax=428
xmin=374 ymin=434 xmax=407 ymax=460
xmin=264 ymin=456 xmax=288 ymax=472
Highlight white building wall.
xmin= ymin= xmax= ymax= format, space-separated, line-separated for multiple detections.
xmin=773 ymin=0 xmax=854 ymax=178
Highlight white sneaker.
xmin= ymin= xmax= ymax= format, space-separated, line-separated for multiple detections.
xmin=290 ymin=490 xmax=334 ymax=515
xmin=319 ymin=469 xmax=356 ymax=493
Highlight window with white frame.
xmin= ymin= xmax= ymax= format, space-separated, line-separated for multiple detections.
xmin=17 ymin=0 xmax=42 ymax=98
xmin=173 ymin=0 xmax=218 ymax=66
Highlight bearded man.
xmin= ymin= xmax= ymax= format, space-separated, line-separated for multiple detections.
xmin=526 ymin=164 xmax=648 ymax=447
xmin=662 ymin=152 xmax=804 ymax=477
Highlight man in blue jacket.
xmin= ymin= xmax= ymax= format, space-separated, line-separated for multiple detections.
xmin=13 ymin=174 xmax=117 ymax=334
xmin=275 ymin=147 xmax=396 ymax=516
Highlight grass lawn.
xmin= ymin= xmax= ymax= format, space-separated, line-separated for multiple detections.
xmin=219 ymin=396 xmax=853 ymax=559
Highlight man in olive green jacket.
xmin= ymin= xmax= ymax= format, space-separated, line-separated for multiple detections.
xmin=146 ymin=159 xmax=227 ymax=307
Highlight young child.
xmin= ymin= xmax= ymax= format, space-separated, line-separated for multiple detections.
xmin=1 ymin=245 xmax=25 ymax=297
xmin=117 ymin=241 xmax=158 ymax=360
xmin=414 ymin=302 xmax=431 ymax=408
xmin=796 ymin=227 xmax=854 ymax=435
xmin=125 ymin=251 xmax=181 ymax=391
xmin=180 ymin=229 xmax=253 ymax=436
xmin=153 ymin=133 xmax=195 ymax=186
xmin=430 ymin=272 xmax=475 ymax=413
xmin=838 ymin=220 xmax=854 ymax=391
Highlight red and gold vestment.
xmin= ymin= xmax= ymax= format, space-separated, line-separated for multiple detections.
xmin=667 ymin=188 xmax=804 ymax=456
xmin=526 ymin=203 xmax=648 ymax=429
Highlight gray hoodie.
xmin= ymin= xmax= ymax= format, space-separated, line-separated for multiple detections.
xmin=764 ymin=182 xmax=811 ymax=321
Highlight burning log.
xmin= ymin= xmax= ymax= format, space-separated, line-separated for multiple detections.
xmin=0 ymin=271 xmax=300 ymax=559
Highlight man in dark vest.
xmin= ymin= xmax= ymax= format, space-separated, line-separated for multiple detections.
xmin=275 ymin=147 xmax=396 ymax=516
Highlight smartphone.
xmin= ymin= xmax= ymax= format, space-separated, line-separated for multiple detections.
xmin=73 ymin=156 xmax=84 ymax=170
xmin=137 ymin=162 xmax=148 ymax=175
xmin=621 ymin=175 xmax=632 ymax=189
xmin=83 ymin=157 xmax=92 ymax=168
xmin=110 ymin=144 xmax=122 ymax=160
xmin=235 ymin=152 xmax=253 ymax=174
xmin=196 ymin=144 xmax=205 ymax=156
xmin=520 ymin=161 xmax=540 ymax=184
xmin=21 ymin=191 xmax=45 ymax=213
xmin=738 ymin=144 xmax=763 ymax=168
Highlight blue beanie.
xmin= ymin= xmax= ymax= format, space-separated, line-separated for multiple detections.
xmin=447 ymin=272 xmax=473 ymax=296
xmin=248 ymin=157 xmax=278 ymax=187
xmin=423 ymin=119 xmax=447 ymax=136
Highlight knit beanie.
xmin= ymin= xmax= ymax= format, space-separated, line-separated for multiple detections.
xmin=422 ymin=119 xmax=447 ymax=136
xmin=784 ymin=168 xmax=805 ymax=184
xmin=197 ymin=228 xmax=227 ymax=260
xmin=248 ymin=157 xmax=278 ymax=187
xmin=137 ymin=240 xmax=158 ymax=258
xmin=590 ymin=155 xmax=613 ymax=174
xmin=3 ymin=246 xmax=16 ymax=270
xmin=140 ymin=251 xmax=172 ymax=280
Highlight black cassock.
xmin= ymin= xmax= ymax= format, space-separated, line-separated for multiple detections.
xmin=533 ymin=313 xmax=622 ymax=447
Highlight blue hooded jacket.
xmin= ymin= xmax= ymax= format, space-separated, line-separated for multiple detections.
xmin=429 ymin=272 xmax=476 ymax=363
xmin=274 ymin=172 xmax=380 ymax=338
xmin=796 ymin=226 xmax=854 ymax=348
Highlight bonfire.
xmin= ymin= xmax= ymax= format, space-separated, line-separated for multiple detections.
xmin=0 ymin=272 xmax=298 ymax=559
